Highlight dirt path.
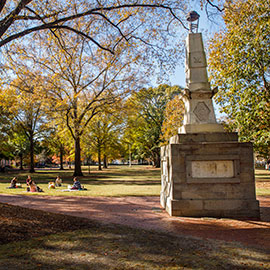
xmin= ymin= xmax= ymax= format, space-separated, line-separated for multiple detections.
xmin=0 ymin=194 xmax=269 ymax=250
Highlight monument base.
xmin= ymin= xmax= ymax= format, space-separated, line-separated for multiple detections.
xmin=179 ymin=123 xmax=224 ymax=134
xmin=161 ymin=198 xmax=260 ymax=219
xmin=160 ymin=132 xmax=260 ymax=219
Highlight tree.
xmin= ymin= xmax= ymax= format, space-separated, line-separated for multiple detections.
xmin=123 ymin=84 xmax=182 ymax=167
xmin=4 ymin=75 xmax=49 ymax=172
xmin=84 ymin=109 xmax=123 ymax=170
xmin=208 ymin=0 xmax=270 ymax=158
xmin=2 ymin=0 xmax=196 ymax=176
xmin=0 ymin=93 xmax=14 ymax=161
xmin=9 ymin=128 xmax=29 ymax=170
xmin=42 ymin=128 xmax=68 ymax=170
xmin=26 ymin=32 xmax=137 ymax=176
xmin=0 ymin=1 xmax=189 ymax=50
xmin=8 ymin=0 xmax=190 ymax=175
xmin=161 ymin=95 xmax=184 ymax=142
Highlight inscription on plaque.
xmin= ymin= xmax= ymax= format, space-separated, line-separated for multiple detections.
xmin=191 ymin=160 xmax=234 ymax=178
xmin=193 ymin=56 xmax=202 ymax=63
xmin=188 ymin=52 xmax=206 ymax=68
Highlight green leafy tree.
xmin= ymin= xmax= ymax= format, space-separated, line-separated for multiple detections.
xmin=9 ymin=129 xmax=29 ymax=170
xmin=208 ymin=0 xmax=270 ymax=158
xmin=84 ymin=109 xmax=123 ymax=170
xmin=4 ymin=75 xmax=49 ymax=172
xmin=0 ymin=101 xmax=14 ymax=161
xmin=123 ymin=84 xmax=182 ymax=167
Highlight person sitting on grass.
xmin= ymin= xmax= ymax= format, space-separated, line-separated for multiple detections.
xmin=26 ymin=176 xmax=43 ymax=192
xmin=55 ymin=176 xmax=62 ymax=187
xmin=26 ymin=175 xmax=32 ymax=186
xmin=7 ymin=177 xmax=17 ymax=189
xmin=26 ymin=175 xmax=32 ymax=192
xmin=29 ymin=179 xmax=37 ymax=192
xmin=70 ymin=177 xmax=82 ymax=190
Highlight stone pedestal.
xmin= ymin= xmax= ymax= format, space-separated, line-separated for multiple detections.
xmin=160 ymin=133 xmax=260 ymax=218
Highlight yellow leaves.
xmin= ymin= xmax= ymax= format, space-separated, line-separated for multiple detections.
xmin=161 ymin=95 xmax=184 ymax=143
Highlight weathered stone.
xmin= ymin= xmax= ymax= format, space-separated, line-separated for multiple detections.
xmin=160 ymin=30 xmax=259 ymax=219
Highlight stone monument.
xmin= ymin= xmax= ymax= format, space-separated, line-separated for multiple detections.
xmin=160 ymin=11 xmax=260 ymax=218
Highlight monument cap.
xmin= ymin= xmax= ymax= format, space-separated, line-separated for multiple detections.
xmin=186 ymin=11 xmax=200 ymax=22
xmin=187 ymin=11 xmax=200 ymax=33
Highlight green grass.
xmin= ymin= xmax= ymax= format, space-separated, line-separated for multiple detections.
xmin=256 ymin=188 xmax=270 ymax=196
xmin=0 ymin=165 xmax=161 ymax=197
xmin=0 ymin=166 xmax=270 ymax=197
xmin=255 ymin=169 xmax=270 ymax=196
xmin=1 ymin=224 xmax=269 ymax=270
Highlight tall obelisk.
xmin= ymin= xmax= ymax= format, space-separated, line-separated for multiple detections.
xmin=160 ymin=11 xmax=260 ymax=219
xmin=179 ymin=11 xmax=223 ymax=134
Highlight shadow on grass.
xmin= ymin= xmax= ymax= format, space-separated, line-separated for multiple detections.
xmin=1 ymin=224 xmax=269 ymax=270
xmin=0 ymin=166 xmax=161 ymax=186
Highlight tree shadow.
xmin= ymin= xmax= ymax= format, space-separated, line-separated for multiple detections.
xmin=1 ymin=223 xmax=269 ymax=270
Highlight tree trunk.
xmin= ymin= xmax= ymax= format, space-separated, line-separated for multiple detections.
xmin=73 ymin=136 xmax=83 ymax=176
xmin=19 ymin=153 xmax=23 ymax=170
xmin=59 ymin=145 xmax=64 ymax=170
xmin=103 ymin=155 xmax=108 ymax=169
xmin=98 ymin=146 xmax=102 ymax=171
xmin=29 ymin=131 xmax=35 ymax=173
xmin=153 ymin=150 xmax=160 ymax=168
xmin=129 ymin=144 xmax=132 ymax=167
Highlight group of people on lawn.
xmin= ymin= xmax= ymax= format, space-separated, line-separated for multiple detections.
xmin=8 ymin=175 xmax=84 ymax=192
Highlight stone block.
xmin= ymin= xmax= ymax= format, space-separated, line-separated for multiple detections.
xmin=173 ymin=133 xmax=238 ymax=144
xmin=240 ymin=164 xmax=255 ymax=174
xmin=160 ymin=145 xmax=166 ymax=157
xmin=204 ymin=199 xmax=243 ymax=211
xmin=171 ymin=171 xmax=186 ymax=183
xmin=186 ymin=33 xmax=205 ymax=53
xmin=239 ymin=172 xmax=254 ymax=183
xmin=171 ymin=199 xmax=204 ymax=210
xmin=179 ymin=123 xmax=224 ymax=134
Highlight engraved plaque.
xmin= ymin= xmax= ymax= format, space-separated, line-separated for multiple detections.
xmin=191 ymin=160 xmax=234 ymax=178
xmin=188 ymin=52 xmax=206 ymax=68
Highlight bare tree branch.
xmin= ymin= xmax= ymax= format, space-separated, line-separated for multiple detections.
xmin=0 ymin=0 xmax=7 ymax=15
xmin=0 ymin=0 xmax=33 ymax=37
xmin=92 ymin=11 xmax=128 ymax=41
xmin=0 ymin=24 xmax=114 ymax=54
xmin=0 ymin=3 xmax=187 ymax=49
xmin=205 ymin=0 xmax=224 ymax=12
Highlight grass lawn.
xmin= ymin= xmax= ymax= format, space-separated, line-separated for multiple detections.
xmin=0 ymin=165 xmax=161 ymax=197
xmin=0 ymin=203 xmax=269 ymax=270
xmin=254 ymin=168 xmax=270 ymax=196
xmin=0 ymin=165 xmax=269 ymax=197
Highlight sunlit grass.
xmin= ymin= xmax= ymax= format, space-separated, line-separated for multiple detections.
xmin=255 ymin=169 xmax=270 ymax=196
xmin=255 ymin=168 xmax=270 ymax=181
xmin=0 ymin=165 xmax=161 ymax=197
